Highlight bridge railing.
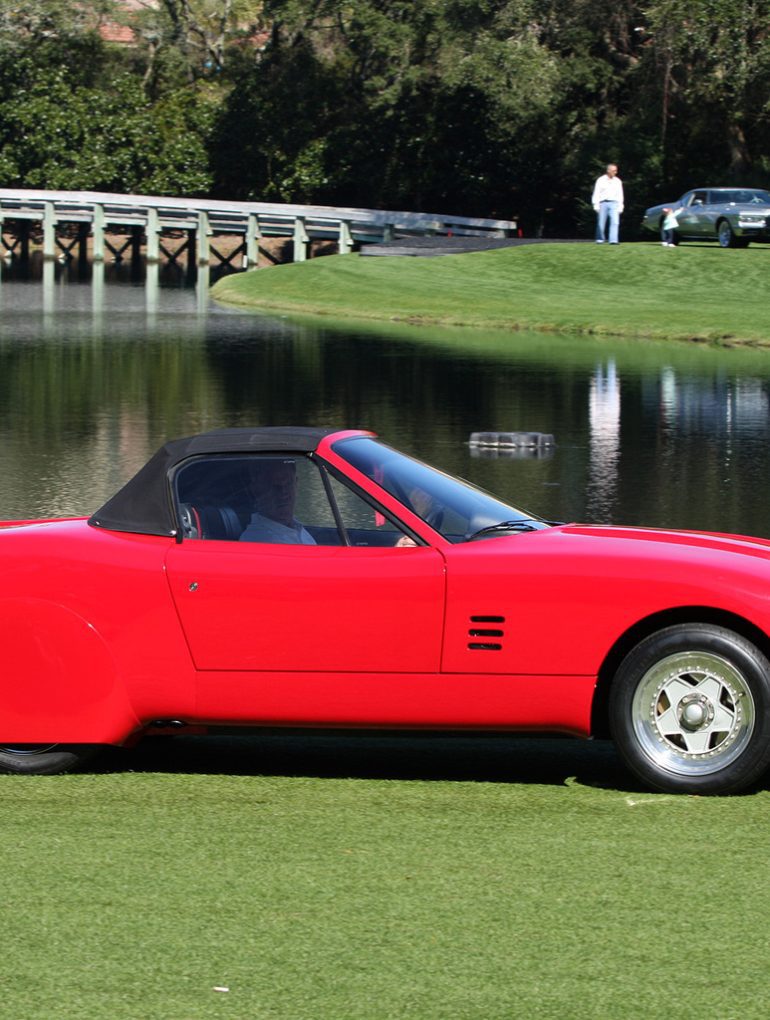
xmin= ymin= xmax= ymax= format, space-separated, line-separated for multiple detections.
xmin=0 ymin=188 xmax=517 ymax=267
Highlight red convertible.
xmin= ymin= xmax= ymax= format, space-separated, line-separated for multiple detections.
xmin=2 ymin=426 xmax=770 ymax=794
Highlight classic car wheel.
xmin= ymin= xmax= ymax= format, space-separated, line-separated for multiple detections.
xmin=717 ymin=219 xmax=737 ymax=248
xmin=609 ymin=625 xmax=770 ymax=794
xmin=0 ymin=744 xmax=96 ymax=775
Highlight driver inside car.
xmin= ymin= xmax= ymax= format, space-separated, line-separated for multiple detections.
xmin=239 ymin=459 xmax=316 ymax=545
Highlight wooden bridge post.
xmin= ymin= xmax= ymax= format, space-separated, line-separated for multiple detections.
xmin=43 ymin=202 xmax=57 ymax=260
xmin=196 ymin=263 xmax=210 ymax=313
xmin=145 ymin=207 xmax=160 ymax=263
xmin=337 ymin=219 xmax=353 ymax=255
xmin=91 ymin=260 xmax=104 ymax=320
xmin=245 ymin=213 xmax=261 ymax=268
xmin=42 ymin=258 xmax=56 ymax=317
xmin=92 ymin=204 xmax=105 ymax=261
xmin=293 ymin=216 xmax=309 ymax=262
xmin=145 ymin=262 xmax=159 ymax=318
xmin=197 ymin=210 xmax=210 ymax=265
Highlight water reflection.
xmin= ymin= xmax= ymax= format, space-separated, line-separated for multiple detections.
xmin=0 ymin=257 xmax=769 ymax=538
xmin=27 ymin=257 xmax=209 ymax=330
xmin=469 ymin=446 xmax=554 ymax=461
xmin=586 ymin=359 xmax=620 ymax=521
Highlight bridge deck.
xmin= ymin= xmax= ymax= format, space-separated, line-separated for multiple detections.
xmin=0 ymin=189 xmax=517 ymax=268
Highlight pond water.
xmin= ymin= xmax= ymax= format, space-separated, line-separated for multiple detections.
xmin=1 ymin=256 xmax=769 ymax=539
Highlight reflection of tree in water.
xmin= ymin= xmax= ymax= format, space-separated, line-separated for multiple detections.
xmin=201 ymin=321 xmax=593 ymax=517
xmin=0 ymin=330 xmax=221 ymax=516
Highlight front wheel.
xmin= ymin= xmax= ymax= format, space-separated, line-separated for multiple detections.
xmin=718 ymin=219 xmax=737 ymax=248
xmin=0 ymin=744 xmax=98 ymax=775
xmin=609 ymin=625 xmax=770 ymax=794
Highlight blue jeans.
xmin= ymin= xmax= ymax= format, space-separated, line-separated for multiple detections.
xmin=596 ymin=201 xmax=620 ymax=243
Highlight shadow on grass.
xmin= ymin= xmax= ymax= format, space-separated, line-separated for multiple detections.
xmin=102 ymin=731 xmax=638 ymax=791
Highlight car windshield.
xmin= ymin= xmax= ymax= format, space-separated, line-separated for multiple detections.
xmin=715 ymin=189 xmax=770 ymax=205
xmin=332 ymin=436 xmax=550 ymax=542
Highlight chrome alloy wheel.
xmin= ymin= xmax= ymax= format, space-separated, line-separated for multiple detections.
xmin=632 ymin=651 xmax=755 ymax=776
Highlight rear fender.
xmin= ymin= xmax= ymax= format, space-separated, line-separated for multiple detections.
xmin=0 ymin=598 xmax=140 ymax=743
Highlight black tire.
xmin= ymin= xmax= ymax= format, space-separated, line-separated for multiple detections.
xmin=0 ymin=744 xmax=98 ymax=775
xmin=609 ymin=624 xmax=770 ymax=794
xmin=718 ymin=219 xmax=738 ymax=248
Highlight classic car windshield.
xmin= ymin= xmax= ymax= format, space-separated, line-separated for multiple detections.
xmin=333 ymin=436 xmax=549 ymax=541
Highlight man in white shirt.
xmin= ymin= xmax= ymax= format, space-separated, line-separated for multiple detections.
xmin=592 ymin=163 xmax=624 ymax=244
xmin=240 ymin=459 xmax=316 ymax=545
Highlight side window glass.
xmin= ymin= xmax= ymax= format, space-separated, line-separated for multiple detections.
xmin=175 ymin=454 xmax=336 ymax=545
xmin=175 ymin=455 xmax=422 ymax=547
xmin=326 ymin=473 xmax=418 ymax=547
xmin=176 ymin=457 xmax=253 ymax=541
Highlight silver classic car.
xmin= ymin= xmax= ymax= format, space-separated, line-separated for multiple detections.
xmin=642 ymin=187 xmax=770 ymax=247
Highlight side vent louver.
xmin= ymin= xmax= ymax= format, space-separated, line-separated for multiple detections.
xmin=468 ymin=615 xmax=505 ymax=651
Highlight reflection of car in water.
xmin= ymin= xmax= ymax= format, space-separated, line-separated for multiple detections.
xmin=641 ymin=187 xmax=770 ymax=247
xmin=5 ymin=425 xmax=770 ymax=796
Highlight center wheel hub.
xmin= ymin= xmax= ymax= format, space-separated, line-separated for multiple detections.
xmin=678 ymin=692 xmax=715 ymax=731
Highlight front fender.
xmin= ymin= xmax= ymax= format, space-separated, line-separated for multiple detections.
xmin=0 ymin=598 xmax=140 ymax=743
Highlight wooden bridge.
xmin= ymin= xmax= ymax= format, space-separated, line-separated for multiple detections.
xmin=0 ymin=189 xmax=517 ymax=268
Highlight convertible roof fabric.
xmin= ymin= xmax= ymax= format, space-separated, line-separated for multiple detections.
xmin=89 ymin=427 xmax=337 ymax=536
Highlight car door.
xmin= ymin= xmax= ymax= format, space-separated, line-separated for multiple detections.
xmin=166 ymin=539 xmax=445 ymax=674
xmin=164 ymin=452 xmax=446 ymax=696
xmin=678 ymin=191 xmax=709 ymax=236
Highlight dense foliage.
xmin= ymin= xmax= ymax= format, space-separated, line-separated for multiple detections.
xmin=1 ymin=0 xmax=769 ymax=235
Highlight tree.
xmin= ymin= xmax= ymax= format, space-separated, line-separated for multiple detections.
xmin=122 ymin=0 xmax=265 ymax=90
xmin=0 ymin=39 xmax=214 ymax=194
xmin=213 ymin=0 xmax=566 ymax=225
xmin=639 ymin=0 xmax=770 ymax=183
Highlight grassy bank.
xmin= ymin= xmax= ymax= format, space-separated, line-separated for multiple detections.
xmin=211 ymin=242 xmax=770 ymax=344
xmin=4 ymin=734 xmax=770 ymax=1019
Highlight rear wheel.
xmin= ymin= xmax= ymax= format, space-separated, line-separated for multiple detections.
xmin=609 ymin=624 xmax=770 ymax=794
xmin=0 ymin=744 xmax=97 ymax=775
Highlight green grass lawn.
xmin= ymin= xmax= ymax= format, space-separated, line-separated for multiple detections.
xmin=211 ymin=242 xmax=770 ymax=344
xmin=4 ymin=733 xmax=770 ymax=1019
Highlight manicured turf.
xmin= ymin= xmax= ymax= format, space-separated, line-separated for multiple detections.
xmin=4 ymin=734 xmax=770 ymax=1019
xmin=211 ymin=242 xmax=770 ymax=344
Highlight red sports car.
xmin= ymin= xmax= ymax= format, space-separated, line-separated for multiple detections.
xmin=2 ymin=427 xmax=770 ymax=794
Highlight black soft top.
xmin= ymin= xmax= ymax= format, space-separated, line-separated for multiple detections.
xmin=89 ymin=427 xmax=338 ymax=536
